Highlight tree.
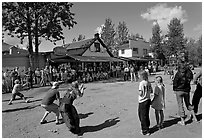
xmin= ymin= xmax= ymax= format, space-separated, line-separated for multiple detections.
xmin=150 ymin=23 xmax=165 ymax=63
xmin=2 ymin=2 xmax=77 ymax=88
xmin=2 ymin=2 xmax=77 ymax=68
xmin=185 ymin=38 xmax=196 ymax=63
xmin=196 ymin=36 xmax=202 ymax=65
xmin=166 ymin=18 xmax=185 ymax=61
xmin=115 ymin=21 xmax=129 ymax=45
xmin=100 ymin=18 xmax=116 ymax=53
xmin=128 ymin=33 xmax=143 ymax=41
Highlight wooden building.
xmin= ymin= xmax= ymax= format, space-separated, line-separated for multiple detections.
xmin=50 ymin=33 xmax=123 ymax=73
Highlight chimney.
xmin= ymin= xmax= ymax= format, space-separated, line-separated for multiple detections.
xmin=94 ymin=33 xmax=100 ymax=39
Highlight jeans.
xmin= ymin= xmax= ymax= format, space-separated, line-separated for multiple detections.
xmin=175 ymin=91 xmax=192 ymax=118
xmin=138 ymin=99 xmax=151 ymax=134
xmin=192 ymin=84 xmax=202 ymax=114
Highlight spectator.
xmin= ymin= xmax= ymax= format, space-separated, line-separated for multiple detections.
xmin=35 ymin=68 xmax=41 ymax=85
xmin=124 ymin=65 xmax=129 ymax=81
xmin=191 ymin=70 xmax=202 ymax=122
xmin=130 ymin=65 xmax=136 ymax=82
xmin=138 ymin=71 xmax=153 ymax=135
xmin=173 ymin=62 xmax=194 ymax=125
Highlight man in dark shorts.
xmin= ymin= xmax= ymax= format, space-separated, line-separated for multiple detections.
xmin=40 ymin=82 xmax=61 ymax=125
xmin=8 ymin=79 xmax=29 ymax=105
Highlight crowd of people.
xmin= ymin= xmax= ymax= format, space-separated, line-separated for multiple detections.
xmin=2 ymin=62 xmax=158 ymax=94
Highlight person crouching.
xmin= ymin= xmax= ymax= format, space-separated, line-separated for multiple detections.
xmin=59 ymin=81 xmax=86 ymax=134
xmin=40 ymin=82 xmax=61 ymax=125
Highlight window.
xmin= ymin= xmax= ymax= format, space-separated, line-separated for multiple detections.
xmin=133 ymin=48 xmax=138 ymax=54
xmin=94 ymin=43 xmax=100 ymax=52
xmin=143 ymin=49 xmax=147 ymax=55
xmin=121 ymin=49 xmax=125 ymax=54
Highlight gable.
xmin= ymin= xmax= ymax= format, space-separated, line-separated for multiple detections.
xmin=82 ymin=40 xmax=110 ymax=57
xmin=64 ymin=38 xmax=95 ymax=50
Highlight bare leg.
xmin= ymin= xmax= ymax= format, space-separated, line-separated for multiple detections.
xmin=155 ymin=110 xmax=160 ymax=127
xmin=40 ymin=111 xmax=50 ymax=123
xmin=8 ymin=99 xmax=13 ymax=105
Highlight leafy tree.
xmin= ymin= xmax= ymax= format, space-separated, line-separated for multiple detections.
xmin=2 ymin=2 xmax=76 ymax=88
xmin=196 ymin=36 xmax=202 ymax=65
xmin=166 ymin=18 xmax=185 ymax=61
xmin=185 ymin=38 xmax=196 ymax=63
xmin=128 ymin=33 xmax=143 ymax=40
xmin=2 ymin=2 xmax=77 ymax=69
xmin=150 ymin=23 xmax=165 ymax=63
xmin=115 ymin=21 xmax=129 ymax=45
xmin=100 ymin=18 xmax=116 ymax=54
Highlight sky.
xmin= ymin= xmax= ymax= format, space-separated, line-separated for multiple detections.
xmin=2 ymin=1 xmax=202 ymax=52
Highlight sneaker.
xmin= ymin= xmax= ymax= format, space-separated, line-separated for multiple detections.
xmin=40 ymin=120 xmax=48 ymax=124
xmin=25 ymin=99 xmax=30 ymax=103
xmin=177 ymin=121 xmax=185 ymax=126
xmin=141 ymin=130 xmax=151 ymax=136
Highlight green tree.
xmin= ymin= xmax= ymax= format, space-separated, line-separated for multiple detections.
xmin=100 ymin=18 xmax=116 ymax=54
xmin=2 ymin=2 xmax=77 ymax=68
xmin=128 ymin=33 xmax=143 ymax=40
xmin=150 ymin=23 xmax=165 ymax=64
xmin=196 ymin=36 xmax=202 ymax=65
xmin=166 ymin=18 xmax=185 ymax=61
xmin=115 ymin=21 xmax=129 ymax=45
xmin=185 ymin=38 xmax=196 ymax=63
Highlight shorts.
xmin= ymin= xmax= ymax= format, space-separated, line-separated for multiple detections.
xmin=12 ymin=92 xmax=24 ymax=100
xmin=41 ymin=103 xmax=59 ymax=114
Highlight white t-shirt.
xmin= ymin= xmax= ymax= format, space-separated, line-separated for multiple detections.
xmin=138 ymin=80 xmax=153 ymax=103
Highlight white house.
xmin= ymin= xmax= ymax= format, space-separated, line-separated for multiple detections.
xmin=118 ymin=38 xmax=152 ymax=58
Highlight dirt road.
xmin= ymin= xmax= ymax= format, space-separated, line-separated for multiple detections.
xmin=2 ymin=68 xmax=202 ymax=138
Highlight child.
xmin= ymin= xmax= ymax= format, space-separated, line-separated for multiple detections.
xmin=8 ymin=79 xmax=29 ymax=105
xmin=138 ymin=71 xmax=153 ymax=136
xmin=151 ymin=76 xmax=165 ymax=129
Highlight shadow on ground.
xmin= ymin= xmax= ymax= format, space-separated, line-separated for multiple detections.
xmin=2 ymin=104 xmax=40 ymax=113
xmin=78 ymin=117 xmax=120 ymax=136
xmin=79 ymin=112 xmax=94 ymax=119
xmin=150 ymin=113 xmax=202 ymax=134
xmin=2 ymin=96 xmax=34 ymax=102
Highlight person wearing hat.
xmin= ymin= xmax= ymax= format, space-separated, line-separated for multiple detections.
xmin=40 ymin=82 xmax=61 ymax=125
xmin=8 ymin=79 xmax=29 ymax=105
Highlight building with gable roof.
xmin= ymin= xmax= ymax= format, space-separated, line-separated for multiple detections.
xmin=50 ymin=33 xmax=123 ymax=73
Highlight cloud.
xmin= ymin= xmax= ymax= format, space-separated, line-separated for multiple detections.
xmin=141 ymin=3 xmax=187 ymax=34
xmin=193 ymin=23 xmax=202 ymax=36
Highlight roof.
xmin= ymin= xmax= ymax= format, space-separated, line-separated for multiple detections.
xmin=64 ymin=38 xmax=95 ymax=50
xmin=57 ymin=33 xmax=114 ymax=57
xmin=117 ymin=43 xmax=129 ymax=49
xmin=50 ymin=54 xmax=123 ymax=63
xmin=69 ymin=55 xmax=123 ymax=62
xmin=2 ymin=42 xmax=13 ymax=52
